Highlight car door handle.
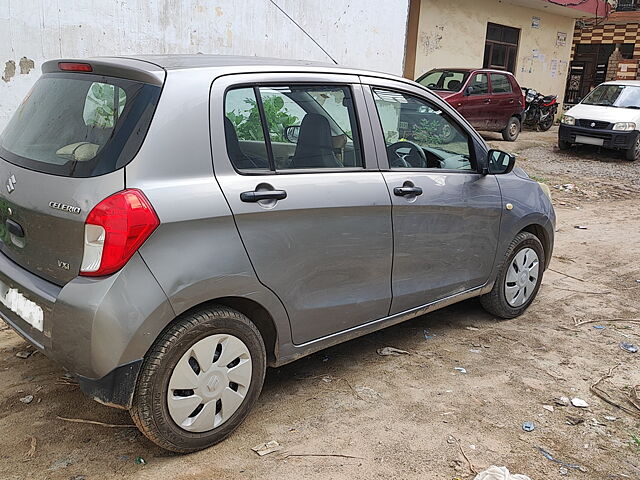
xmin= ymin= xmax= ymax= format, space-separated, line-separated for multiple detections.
xmin=240 ymin=189 xmax=287 ymax=202
xmin=6 ymin=219 xmax=24 ymax=238
xmin=393 ymin=186 xmax=423 ymax=197
xmin=509 ymin=99 xmax=515 ymax=103
xmin=483 ymin=99 xmax=492 ymax=104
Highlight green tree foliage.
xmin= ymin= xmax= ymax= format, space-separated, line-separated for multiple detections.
xmin=227 ymin=95 xmax=300 ymax=143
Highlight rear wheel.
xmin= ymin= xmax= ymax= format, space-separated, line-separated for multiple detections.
xmin=625 ymin=134 xmax=640 ymax=161
xmin=130 ymin=306 xmax=266 ymax=453
xmin=558 ymin=138 xmax=572 ymax=151
xmin=480 ymin=232 xmax=545 ymax=319
xmin=501 ymin=117 xmax=521 ymax=141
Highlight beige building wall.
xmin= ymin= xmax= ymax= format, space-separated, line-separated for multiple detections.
xmin=414 ymin=0 xmax=575 ymax=104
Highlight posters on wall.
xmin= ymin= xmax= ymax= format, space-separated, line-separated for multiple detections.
xmin=557 ymin=32 xmax=567 ymax=46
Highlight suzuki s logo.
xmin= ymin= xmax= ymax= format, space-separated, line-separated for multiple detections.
xmin=6 ymin=174 xmax=16 ymax=194
xmin=49 ymin=202 xmax=82 ymax=215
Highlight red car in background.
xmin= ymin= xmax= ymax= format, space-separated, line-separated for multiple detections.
xmin=416 ymin=68 xmax=525 ymax=141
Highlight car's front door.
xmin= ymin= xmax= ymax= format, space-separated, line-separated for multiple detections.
xmin=362 ymin=78 xmax=503 ymax=314
xmin=457 ymin=72 xmax=492 ymax=131
xmin=210 ymin=73 xmax=393 ymax=345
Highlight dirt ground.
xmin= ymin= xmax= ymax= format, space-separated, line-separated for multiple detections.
xmin=1 ymin=127 xmax=639 ymax=480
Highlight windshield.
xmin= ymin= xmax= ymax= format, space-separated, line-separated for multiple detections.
xmin=581 ymin=84 xmax=640 ymax=108
xmin=0 ymin=73 xmax=161 ymax=177
xmin=417 ymin=70 xmax=470 ymax=92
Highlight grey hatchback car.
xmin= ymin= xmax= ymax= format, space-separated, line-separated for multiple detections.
xmin=0 ymin=56 xmax=554 ymax=452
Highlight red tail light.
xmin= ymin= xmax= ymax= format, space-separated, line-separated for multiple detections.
xmin=543 ymin=98 xmax=557 ymax=107
xmin=80 ymin=189 xmax=159 ymax=277
xmin=58 ymin=62 xmax=92 ymax=72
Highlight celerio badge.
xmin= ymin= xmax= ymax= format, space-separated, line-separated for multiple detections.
xmin=6 ymin=174 xmax=16 ymax=194
xmin=49 ymin=202 xmax=82 ymax=215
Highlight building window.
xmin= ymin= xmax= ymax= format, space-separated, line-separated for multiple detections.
xmin=616 ymin=0 xmax=638 ymax=11
xmin=483 ymin=23 xmax=520 ymax=73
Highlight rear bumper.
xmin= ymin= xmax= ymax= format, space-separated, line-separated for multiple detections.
xmin=559 ymin=124 xmax=637 ymax=149
xmin=0 ymin=251 xmax=173 ymax=408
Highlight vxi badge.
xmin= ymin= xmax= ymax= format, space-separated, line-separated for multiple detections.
xmin=49 ymin=202 xmax=82 ymax=215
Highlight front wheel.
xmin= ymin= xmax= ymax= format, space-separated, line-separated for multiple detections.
xmin=537 ymin=116 xmax=554 ymax=132
xmin=130 ymin=306 xmax=266 ymax=453
xmin=558 ymin=138 xmax=572 ymax=151
xmin=480 ymin=232 xmax=545 ymax=319
xmin=501 ymin=117 xmax=521 ymax=141
xmin=625 ymin=134 xmax=640 ymax=161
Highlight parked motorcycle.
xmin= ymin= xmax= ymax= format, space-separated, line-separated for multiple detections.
xmin=522 ymin=88 xmax=559 ymax=131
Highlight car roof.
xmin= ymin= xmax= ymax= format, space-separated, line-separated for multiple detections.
xmin=601 ymin=80 xmax=640 ymax=86
xmin=95 ymin=54 xmax=400 ymax=79
xmin=423 ymin=68 xmax=515 ymax=75
xmin=44 ymin=54 xmax=420 ymax=88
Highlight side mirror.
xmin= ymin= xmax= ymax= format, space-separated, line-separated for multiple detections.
xmin=464 ymin=86 xmax=474 ymax=96
xmin=284 ymin=125 xmax=300 ymax=143
xmin=486 ymin=149 xmax=516 ymax=175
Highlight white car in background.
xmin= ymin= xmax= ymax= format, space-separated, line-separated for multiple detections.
xmin=559 ymin=80 xmax=640 ymax=161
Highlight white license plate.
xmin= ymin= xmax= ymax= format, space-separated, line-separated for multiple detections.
xmin=0 ymin=280 xmax=44 ymax=331
xmin=575 ymin=135 xmax=604 ymax=146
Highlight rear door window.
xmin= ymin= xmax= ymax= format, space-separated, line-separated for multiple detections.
xmin=224 ymin=85 xmax=363 ymax=172
xmin=0 ymin=73 xmax=161 ymax=177
xmin=490 ymin=73 xmax=513 ymax=94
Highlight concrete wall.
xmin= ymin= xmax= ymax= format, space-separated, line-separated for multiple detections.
xmin=414 ymin=0 xmax=575 ymax=102
xmin=0 ymin=0 xmax=409 ymax=131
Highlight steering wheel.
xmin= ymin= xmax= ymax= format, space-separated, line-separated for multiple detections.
xmin=386 ymin=141 xmax=427 ymax=168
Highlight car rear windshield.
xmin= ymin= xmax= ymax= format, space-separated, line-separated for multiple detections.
xmin=417 ymin=70 xmax=470 ymax=92
xmin=581 ymin=84 xmax=640 ymax=109
xmin=0 ymin=73 xmax=161 ymax=177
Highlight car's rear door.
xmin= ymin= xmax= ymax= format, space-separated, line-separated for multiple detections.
xmin=210 ymin=73 xmax=393 ymax=345
xmin=489 ymin=72 xmax=517 ymax=130
xmin=457 ymin=72 xmax=492 ymax=131
xmin=362 ymin=77 xmax=502 ymax=314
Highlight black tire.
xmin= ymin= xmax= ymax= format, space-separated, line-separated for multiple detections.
xmin=558 ymin=138 xmax=572 ymax=151
xmin=130 ymin=306 xmax=266 ymax=453
xmin=501 ymin=117 xmax=521 ymax=141
xmin=625 ymin=134 xmax=640 ymax=161
xmin=480 ymin=232 xmax=545 ymax=319
xmin=537 ymin=116 xmax=554 ymax=132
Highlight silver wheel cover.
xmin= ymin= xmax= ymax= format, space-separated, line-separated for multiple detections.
xmin=504 ymin=247 xmax=540 ymax=307
xmin=167 ymin=334 xmax=252 ymax=433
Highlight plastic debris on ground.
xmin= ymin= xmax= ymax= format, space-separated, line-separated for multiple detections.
xmin=376 ymin=346 xmax=410 ymax=356
xmin=537 ymin=446 xmax=587 ymax=472
xmin=619 ymin=342 xmax=638 ymax=353
xmin=19 ymin=395 xmax=34 ymax=404
xmin=252 ymin=440 xmax=283 ymax=456
xmin=571 ymin=397 xmax=589 ymax=408
xmin=574 ymin=225 xmax=588 ymax=230
xmin=134 ymin=457 xmax=146 ymax=465
xmin=592 ymin=325 xmax=605 ymax=330
xmin=522 ymin=421 xmax=535 ymax=432
xmin=542 ymin=405 xmax=554 ymax=412
xmin=465 ymin=326 xmax=480 ymax=331
xmin=15 ymin=350 xmax=33 ymax=359
xmin=472 ymin=465 xmax=532 ymax=480
xmin=454 ymin=367 xmax=467 ymax=374
xmin=423 ymin=329 xmax=436 ymax=340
